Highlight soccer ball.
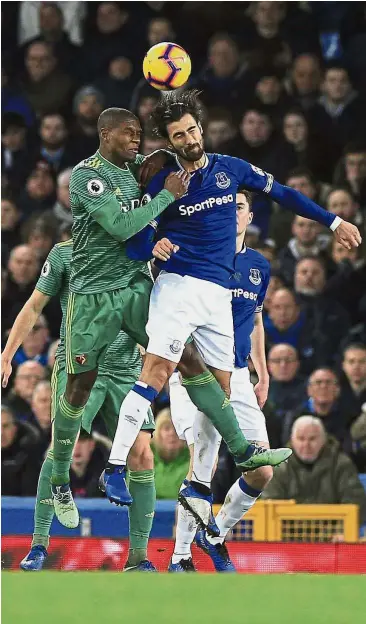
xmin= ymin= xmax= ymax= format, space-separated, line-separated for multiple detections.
xmin=143 ymin=42 xmax=191 ymax=91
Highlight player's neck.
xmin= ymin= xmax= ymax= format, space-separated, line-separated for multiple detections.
xmin=236 ymin=232 xmax=246 ymax=254
xmin=178 ymin=153 xmax=206 ymax=172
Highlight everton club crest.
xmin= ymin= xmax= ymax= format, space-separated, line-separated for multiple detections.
xmin=249 ymin=268 xmax=262 ymax=285
xmin=215 ymin=172 xmax=231 ymax=189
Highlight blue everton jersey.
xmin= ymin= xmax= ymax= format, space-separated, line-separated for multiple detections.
xmin=142 ymin=153 xmax=275 ymax=287
xmin=231 ymin=246 xmax=270 ymax=369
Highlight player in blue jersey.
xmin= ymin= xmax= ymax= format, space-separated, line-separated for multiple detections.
xmin=104 ymin=90 xmax=361 ymax=516
xmin=165 ymin=189 xmax=272 ymax=572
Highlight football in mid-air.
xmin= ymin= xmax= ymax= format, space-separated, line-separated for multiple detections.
xmin=143 ymin=42 xmax=191 ymax=91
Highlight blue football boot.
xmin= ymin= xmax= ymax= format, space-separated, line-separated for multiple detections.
xmin=178 ymin=482 xmax=219 ymax=537
xmin=124 ymin=560 xmax=157 ymax=572
xmin=103 ymin=465 xmax=133 ymax=506
xmin=195 ymin=529 xmax=236 ymax=572
xmin=20 ymin=545 xmax=48 ymax=571
xmin=168 ymin=557 xmax=196 ymax=572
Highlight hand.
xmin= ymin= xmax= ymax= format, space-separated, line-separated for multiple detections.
xmin=153 ymin=237 xmax=180 ymax=262
xmin=1 ymin=355 xmax=12 ymax=388
xmin=139 ymin=150 xmax=168 ymax=188
xmin=334 ymin=220 xmax=362 ymax=250
xmin=254 ymin=377 xmax=269 ymax=409
xmin=164 ymin=171 xmax=190 ymax=200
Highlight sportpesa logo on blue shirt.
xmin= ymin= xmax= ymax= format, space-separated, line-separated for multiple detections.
xmin=178 ymin=193 xmax=234 ymax=216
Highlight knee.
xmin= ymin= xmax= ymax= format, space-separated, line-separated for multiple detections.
xmin=141 ymin=355 xmax=175 ymax=390
xmin=244 ymin=465 xmax=273 ymax=491
xmin=178 ymin=342 xmax=205 ymax=378
xmin=128 ymin=433 xmax=154 ymax=471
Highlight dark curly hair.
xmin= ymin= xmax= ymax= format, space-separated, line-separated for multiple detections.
xmin=150 ymin=89 xmax=205 ymax=138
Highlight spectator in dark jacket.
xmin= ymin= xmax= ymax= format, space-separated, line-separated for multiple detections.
xmin=33 ymin=113 xmax=80 ymax=174
xmin=282 ymin=368 xmax=358 ymax=448
xmin=278 ymin=215 xmax=326 ymax=285
xmin=1 ymin=404 xmax=41 ymax=496
xmin=2 ymin=245 xmax=39 ymax=332
xmin=17 ymin=163 xmax=56 ymax=216
xmin=22 ymin=41 xmax=74 ymax=118
xmin=340 ymin=344 xmax=366 ymax=414
xmin=5 ymin=361 xmax=46 ymax=422
xmin=285 ymin=54 xmax=322 ymax=111
xmin=70 ymin=430 xmax=109 ymax=498
xmin=1 ymin=196 xmax=22 ymax=263
xmin=263 ymin=415 xmax=366 ymax=527
xmin=294 ymin=256 xmax=350 ymax=363
xmin=1 ymin=112 xmax=31 ymax=190
xmin=13 ymin=314 xmax=49 ymax=368
xmin=52 ymin=168 xmax=73 ymax=230
xmin=267 ymin=343 xmax=306 ymax=420
xmin=325 ymin=240 xmax=366 ymax=324
xmin=30 ymin=380 xmax=52 ymax=453
xmin=70 ymin=86 xmax=105 ymax=158
xmin=333 ymin=142 xmax=366 ymax=207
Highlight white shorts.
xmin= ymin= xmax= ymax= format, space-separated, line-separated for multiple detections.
xmin=146 ymin=272 xmax=234 ymax=372
xmin=169 ymin=367 xmax=269 ymax=445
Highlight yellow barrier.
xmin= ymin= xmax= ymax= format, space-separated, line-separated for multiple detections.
xmin=213 ymin=501 xmax=359 ymax=543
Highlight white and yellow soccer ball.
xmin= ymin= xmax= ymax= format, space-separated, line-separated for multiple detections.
xmin=143 ymin=42 xmax=191 ymax=91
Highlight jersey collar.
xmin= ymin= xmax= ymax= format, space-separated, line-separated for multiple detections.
xmin=175 ymin=152 xmax=209 ymax=173
xmin=96 ymin=150 xmax=129 ymax=171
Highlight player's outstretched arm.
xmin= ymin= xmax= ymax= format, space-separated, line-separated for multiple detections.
xmin=72 ymin=169 xmax=189 ymax=242
xmin=232 ymin=158 xmax=362 ymax=249
xmin=1 ymin=290 xmax=50 ymax=387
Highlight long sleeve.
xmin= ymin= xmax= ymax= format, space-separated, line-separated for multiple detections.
xmin=126 ymin=223 xmax=157 ymax=261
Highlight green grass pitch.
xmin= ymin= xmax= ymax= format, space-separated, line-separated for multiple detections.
xmin=2 ymin=572 xmax=365 ymax=624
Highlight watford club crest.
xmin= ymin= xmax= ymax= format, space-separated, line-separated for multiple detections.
xmin=75 ymin=354 xmax=87 ymax=365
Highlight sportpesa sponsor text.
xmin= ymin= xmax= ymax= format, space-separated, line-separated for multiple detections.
xmin=142 ymin=193 xmax=234 ymax=216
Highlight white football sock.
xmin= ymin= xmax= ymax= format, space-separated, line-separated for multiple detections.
xmin=191 ymin=410 xmax=222 ymax=486
xmin=207 ymin=477 xmax=261 ymax=544
xmin=109 ymin=389 xmax=151 ymax=465
xmin=172 ymin=483 xmax=198 ymax=563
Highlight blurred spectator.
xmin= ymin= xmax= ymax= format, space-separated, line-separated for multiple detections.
xmin=2 ymin=245 xmax=39 ymax=332
xmin=18 ymin=1 xmax=86 ymax=47
xmin=34 ymin=113 xmax=80 ymax=173
xmin=326 ymin=187 xmax=363 ymax=229
xmin=152 ymin=408 xmax=190 ymax=500
xmin=22 ymin=41 xmax=74 ymax=118
xmin=252 ymin=70 xmax=294 ymax=127
xmin=1 ymin=196 xmax=22 ymax=263
xmin=325 ymin=241 xmax=366 ymax=325
xmin=1 ymin=404 xmax=41 ymax=496
xmin=134 ymin=93 xmax=160 ymax=129
xmin=194 ymin=34 xmax=254 ymax=112
xmin=252 ymin=240 xmax=277 ymax=265
xmin=94 ymin=56 xmax=137 ymax=110
xmin=147 ymin=16 xmax=175 ymax=48
xmin=293 ymin=256 xmax=350 ymax=362
xmin=5 ymin=361 xmax=46 ymax=422
xmin=52 ymin=168 xmax=73 ymax=230
xmin=263 ymin=273 xmax=285 ymax=315
xmin=267 ymin=344 xmax=306 ymax=420
xmin=81 ymin=2 xmax=142 ymax=82
xmin=70 ymin=430 xmax=108 ymax=498
xmin=264 ymin=288 xmax=325 ymax=374
xmin=243 ymin=2 xmax=291 ymax=71
xmin=333 ymin=142 xmax=366 ymax=207
xmin=21 ymin=214 xmax=57 ymax=262
xmin=30 ymin=380 xmax=52 ymax=450
xmin=285 ymin=54 xmax=322 ymax=110
xmin=21 ymin=3 xmax=80 ymax=76
xmin=13 ymin=314 xmax=49 ymax=368
xmin=309 ymin=65 xmax=366 ymax=159
xmin=70 ymin=86 xmax=105 ymax=157
xmin=350 ymin=404 xmax=366 ymax=472
xmin=58 ymin=223 xmax=72 ymax=243
xmin=282 ymin=368 xmax=357 ymax=448
xmin=222 ymin=106 xmax=295 ymax=182
xmin=278 ymin=215 xmax=325 ymax=285
xmin=340 ymin=344 xmax=366 ymax=414
xmin=18 ymin=163 xmax=56 ymax=216
xmin=204 ymin=108 xmax=237 ymax=152
xmin=263 ymin=415 xmax=366 ymax=526
xmin=140 ymin=132 xmax=167 ymax=156
xmin=1 ymin=67 xmax=34 ymax=127
xmin=1 ymin=112 xmax=30 ymax=189
xmin=282 ymin=109 xmax=335 ymax=181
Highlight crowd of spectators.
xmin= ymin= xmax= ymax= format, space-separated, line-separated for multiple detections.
xmin=2 ymin=3 xmax=366 ymax=519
